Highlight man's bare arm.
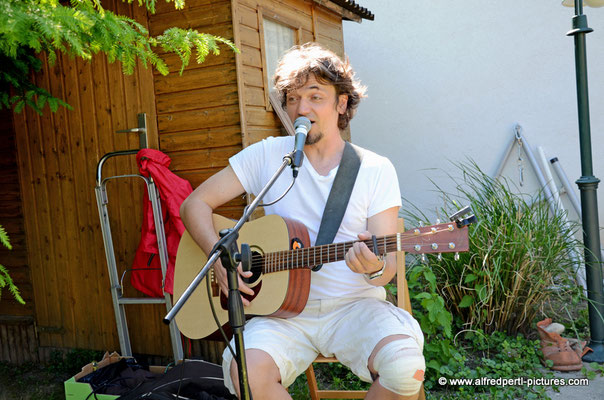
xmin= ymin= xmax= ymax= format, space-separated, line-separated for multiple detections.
xmin=180 ymin=165 xmax=254 ymax=305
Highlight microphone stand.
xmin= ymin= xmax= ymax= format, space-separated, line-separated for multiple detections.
xmin=164 ymin=151 xmax=299 ymax=400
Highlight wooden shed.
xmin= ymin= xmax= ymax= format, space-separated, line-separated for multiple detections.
xmin=0 ymin=0 xmax=373 ymax=363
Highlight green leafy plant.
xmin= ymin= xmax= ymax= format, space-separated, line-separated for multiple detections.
xmin=0 ymin=0 xmax=238 ymax=114
xmin=403 ymin=160 xmax=582 ymax=336
xmin=0 ymin=348 xmax=105 ymax=400
xmin=582 ymin=361 xmax=604 ymax=380
xmin=47 ymin=348 xmax=105 ymax=375
xmin=425 ymin=330 xmax=554 ymax=400
xmin=0 ymin=224 xmax=24 ymax=304
xmin=404 ymin=261 xmax=462 ymax=390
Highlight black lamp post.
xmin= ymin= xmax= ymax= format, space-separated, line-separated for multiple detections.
xmin=565 ymin=0 xmax=604 ymax=363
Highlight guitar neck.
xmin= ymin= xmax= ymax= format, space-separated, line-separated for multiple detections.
xmin=256 ymin=235 xmax=397 ymax=274
xmin=252 ymin=221 xmax=467 ymax=273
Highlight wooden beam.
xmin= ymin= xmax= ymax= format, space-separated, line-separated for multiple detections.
xmin=312 ymin=0 xmax=361 ymax=23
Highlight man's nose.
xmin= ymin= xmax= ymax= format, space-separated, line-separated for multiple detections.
xmin=297 ymin=98 xmax=311 ymax=116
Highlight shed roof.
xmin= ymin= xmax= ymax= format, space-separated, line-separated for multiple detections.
xmin=313 ymin=0 xmax=374 ymax=22
xmin=328 ymin=0 xmax=374 ymax=20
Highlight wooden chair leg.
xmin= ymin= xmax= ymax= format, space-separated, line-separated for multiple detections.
xmin=305 ymin=363 xmax=320 ymax=400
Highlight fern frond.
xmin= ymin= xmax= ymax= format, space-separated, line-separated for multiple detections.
xmin=156 ymin=28 xmax=239 ymax=75
xmin=2 ymin=0 xmax=239 ymax=114
xmin=0 ymin=225 xmax=11 ymax=250
xmin=0 ymin=264 xmax=25 ymax=304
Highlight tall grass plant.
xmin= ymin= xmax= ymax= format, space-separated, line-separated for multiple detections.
xmin=403 ymin=160 xmax=582 ymax=336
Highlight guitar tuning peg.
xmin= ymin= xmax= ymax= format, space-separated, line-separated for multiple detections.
xmin=421 ymin=254 xmax=426 ymax=263
xmin=437 ymin=253 xmax=442 ymax=261
xmin=454 ymin=253 xmax=460 ymax=261
xmin=436 ymin=218 xmax=441 ymax=224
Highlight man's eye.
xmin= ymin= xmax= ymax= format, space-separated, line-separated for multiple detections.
xmin=287 ymin=97 xmax=298 ymax=103
xmin=312 ymin=95 xmax=322 ymax=101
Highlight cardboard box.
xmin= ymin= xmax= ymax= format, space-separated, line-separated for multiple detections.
xmin=64 ymin=376 xmax=119 ymax=400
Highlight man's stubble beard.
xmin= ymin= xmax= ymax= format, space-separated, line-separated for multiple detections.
xmin=305 ymin=131 xmax=323 ymax=145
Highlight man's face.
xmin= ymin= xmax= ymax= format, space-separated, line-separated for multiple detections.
xmin=285 ymin=75 xmax=348 ymax=145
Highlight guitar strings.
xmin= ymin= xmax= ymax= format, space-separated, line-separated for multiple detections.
xmin=249 ymin=230 xmax=454 ymax=264
xmin=247 ymin=227 xmax=460 ymax=270
xmin=250 ymin=228 xmax=453 ymax=261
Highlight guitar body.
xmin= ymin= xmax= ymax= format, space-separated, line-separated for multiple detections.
xmin=173 ymin=214 xmax=311 ymax=339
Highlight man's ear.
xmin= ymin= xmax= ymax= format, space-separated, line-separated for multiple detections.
xmin=337 ymin=94 xmax=348 ymax=114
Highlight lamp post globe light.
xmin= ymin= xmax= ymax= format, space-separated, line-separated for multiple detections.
xmin=562 ymin=0 xmax=604 ymax=363
xmin=563 ymin=0 xmax=604 ymax=7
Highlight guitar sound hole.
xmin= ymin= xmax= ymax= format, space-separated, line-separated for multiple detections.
xmin=242 ymin=251 xmax=263 ymax=285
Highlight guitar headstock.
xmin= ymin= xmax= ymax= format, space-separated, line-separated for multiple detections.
xmin=400 ymin=222 xmax=470 ymax=255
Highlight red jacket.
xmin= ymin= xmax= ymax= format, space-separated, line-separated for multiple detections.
xmin=131 ymin=149 xmax=192 ymax=296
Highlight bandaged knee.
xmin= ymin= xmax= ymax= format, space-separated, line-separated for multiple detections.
xmin=372 ymin=338 xmax=425 ymax=396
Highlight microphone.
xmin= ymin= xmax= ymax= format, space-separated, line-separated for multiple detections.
xmin=292 ymin=116 xmax=311 ymax=177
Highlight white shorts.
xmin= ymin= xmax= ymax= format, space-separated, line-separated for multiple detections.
xmin=221 ymin=288 xmax=424 ymax=394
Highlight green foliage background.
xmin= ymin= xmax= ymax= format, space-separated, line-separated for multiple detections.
xmin=399 ymin=160 xmax=588 ymax=398
xmin=0 ymin=0 xmax=238 ymax=114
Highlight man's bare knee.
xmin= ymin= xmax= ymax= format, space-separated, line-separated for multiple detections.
xmin=229 ymin=349 xmax=282 ymax=396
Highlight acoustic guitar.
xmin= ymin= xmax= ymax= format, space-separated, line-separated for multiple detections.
xmin=173 ymin=213 xmax=469 ymax=339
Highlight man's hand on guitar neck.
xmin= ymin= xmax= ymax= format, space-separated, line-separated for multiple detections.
xmin=344 ymin=206 xmax=399 ymax=286
xmin=213 ymin=259 xmax=254 ymax=307
xmin=345 ymin=231 xmax=394 ymax=285
xmin=345 ymin=230 xmax=385 ymax=273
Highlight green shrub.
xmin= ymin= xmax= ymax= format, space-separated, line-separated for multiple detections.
xmin=403 ymin=160 xmax=582 ymax=336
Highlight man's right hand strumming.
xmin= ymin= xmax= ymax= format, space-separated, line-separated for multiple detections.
xmin=213 ymin=259 xmax=254 ymax=306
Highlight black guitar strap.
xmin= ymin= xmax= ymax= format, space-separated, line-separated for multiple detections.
xmin=312 ymin=141 xmax=363 ymax=271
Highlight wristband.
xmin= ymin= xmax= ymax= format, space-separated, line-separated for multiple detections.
xmin=365 ymin=256 xmax=387 ymax=280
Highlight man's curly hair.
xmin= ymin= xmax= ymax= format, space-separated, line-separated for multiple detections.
xmin=273 ymin=43 xmax=366 ymax=130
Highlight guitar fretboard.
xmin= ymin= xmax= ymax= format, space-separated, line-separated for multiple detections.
xmin=247 ymin=222 xmax=465 ymax=273
xmin=253 ymin=234 xmax=399 ymax=273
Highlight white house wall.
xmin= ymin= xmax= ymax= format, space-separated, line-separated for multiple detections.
xmin=343 ymin=0 xmax=604 ymax=236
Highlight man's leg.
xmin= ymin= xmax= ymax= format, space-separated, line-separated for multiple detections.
xmin=365 ymin=334 xmax=424 ymax=400
xmin=320 ymin=297 xmax=425 ymax=400
xmin=229 ymin=349 xmax=291 ymax=400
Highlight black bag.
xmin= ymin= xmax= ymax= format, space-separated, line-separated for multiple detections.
xmin=77 ymin=357 xmax=157 ymax=395
xmin=117 ymin=359 xmax=236 ymax=400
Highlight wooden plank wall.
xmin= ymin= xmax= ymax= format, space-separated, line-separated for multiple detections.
xmin=10 ymin=0 xmax=175 ymax=358
xmin=0 ymin=109 xmax=39 ymax=363
xmin=150 ymin=0 xmax=246 ymax=219
xmin=147 ymin=0 xmax=348 ymax=361
xmin=0 ymin=109 xmax=33 ymax=317
xmin=3 ymin=0 xmax=350 ymax=363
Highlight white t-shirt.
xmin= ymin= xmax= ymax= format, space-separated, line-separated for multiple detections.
xmin=229 ymin=136 xmax=402 ymax=300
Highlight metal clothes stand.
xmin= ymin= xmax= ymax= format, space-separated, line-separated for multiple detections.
xmin=494 ymin=124 xmax=587 ymax=291
xmin=493 ymin=124 xmax=556 ymax=212
xmin=94 ymin=113 xmax=184 ymax=362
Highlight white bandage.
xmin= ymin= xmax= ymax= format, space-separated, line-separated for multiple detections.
xmin=372 ymin=338 xmax=425 ymax=396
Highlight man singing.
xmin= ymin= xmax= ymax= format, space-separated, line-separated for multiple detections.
xmin=180 ymin=43 xmax=425 ymax=400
